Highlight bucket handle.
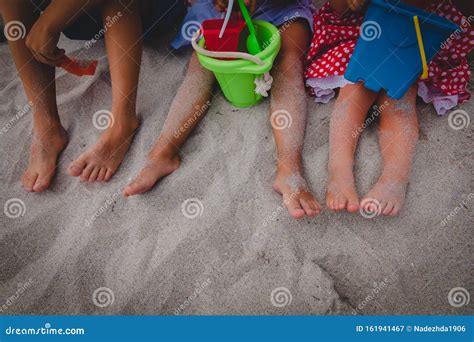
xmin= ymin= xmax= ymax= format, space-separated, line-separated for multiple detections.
xmin=192 ymin=31 xmax=273 ymax=98
xmin=191 ymin=31 xmax=265 ymax=66
xmin=413 ymin=15 xmax=429 ymax=80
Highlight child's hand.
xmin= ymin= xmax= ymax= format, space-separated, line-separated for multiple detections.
xmin=214 ymin=0 xmax=252 ymax=12
xmin=26 ymin=18 xmax=65 ymax=66
xmin=347 ymin=0 xmax=366 ymax=11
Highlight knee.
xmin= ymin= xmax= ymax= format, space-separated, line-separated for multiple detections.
xmin=274 ymin=47 xmax=305 ymax=72
xmin=279 ymin=20 xmax=310 ymax=50
xmin=276 ymin=26 xmax=310 ymax=67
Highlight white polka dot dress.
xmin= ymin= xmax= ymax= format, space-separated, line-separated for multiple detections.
xmin=305 ymin=1 xmax=474 ymax=108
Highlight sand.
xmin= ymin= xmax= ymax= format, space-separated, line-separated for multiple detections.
xmin=0 ymin=31 xmax=472 ymax=315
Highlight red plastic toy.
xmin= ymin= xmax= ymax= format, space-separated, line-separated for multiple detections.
xmin=59 ymin=57 xmax=98 ymax=77
xmin=201 ymin=18 xmax=245 ymax=53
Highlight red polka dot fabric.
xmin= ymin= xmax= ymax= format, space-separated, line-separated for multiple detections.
xmin=304 ymin=1 xmax=474 ymax=105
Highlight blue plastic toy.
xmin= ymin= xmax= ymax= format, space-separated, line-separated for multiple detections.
xmin=344 ymin=0 xmax=458 ymax=99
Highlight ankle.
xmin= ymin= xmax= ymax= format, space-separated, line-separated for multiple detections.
xmin=148 ymin=143 xmax=179 ymax=162
xmin=379 ymin=171 xmax=409 ymax=184
xmin=109 ymin=105 xmax=139 ymax=125
xmin=107 ymin=115 xmax=140 ymax=133
xmin=31 ymin=127 xmax=67 ymax=151
xmin=277 ymin=158 xmax=302 ymax=174
xmin=33 ymin=122 xmax=65 ymax=138
xmin=33 ymin=115 xmax=62 ymax=130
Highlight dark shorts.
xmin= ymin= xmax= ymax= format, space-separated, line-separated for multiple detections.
xmin=37 ymin=0 xmax=187 ymax=41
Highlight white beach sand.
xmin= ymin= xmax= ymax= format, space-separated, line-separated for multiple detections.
xmin=0 ymin=31 xmax=472 ymax=315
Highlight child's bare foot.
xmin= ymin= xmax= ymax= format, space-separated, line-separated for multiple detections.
xmin=361 ymin=175 xmax=408 ymax=216
xmin=273 ymin=166 xmax=321 ymax=219
xmin=326 ymin=168 xmax=359 ymax=213
xmin=122 ymin=150 xmax=180 ymax=197
xmin=22 ymin=125 xmax=68 ymax=192
xmin=67 ymin=116 xmax=139 ymax=182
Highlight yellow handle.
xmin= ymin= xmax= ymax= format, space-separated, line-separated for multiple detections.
xmin=413 ymin=15 xmax=428 ymax=80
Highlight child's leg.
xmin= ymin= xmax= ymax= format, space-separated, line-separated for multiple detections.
xmin=327 ymin=83 xmax=378 ymax=212
xmin=1 ymin=0 xmax=68 ymax=193
xmin=122 ymin=53 xmax=214 ymax=196
xmin=270 ymin=19 xmax=321 ymax=219
xmin=361 ymin=86 xmax=418 ymax=216
xmin=68 ymin=0 xmax=142 ymax=182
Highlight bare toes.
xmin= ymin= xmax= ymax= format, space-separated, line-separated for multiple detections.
xmin=360 ymin=198 xmax=382 ymax=216
xmin=22 ymin=172 xmax=38 ymax=192
xmin=336 ymin=197 xmax=347 ymax=211
xmin=122 ymin=178 xmax=152 ymax=197
xmin=122 ymin=168 xmax=155 ymax=196
xmin=347 ymin=195 xmax=359 ymax=213
xmin=32 ymin=176 xmax=51 ymax=193
xmin=300 ymin=199 xmax=316 ymax=217
xmin=87 ymin=167 xmax=99 ymax=182
xmin=326 ymin=185 xmax=358 ymax=213
xmin=390 ymin=205 xmax=401 ymax=216
xmin=331 ymin=195 xmax=343 ymax=211
xmin=327 ymin=197 xmax=335 ymax=210
xmin=363 ymin=177 xmax=408 ymax=217
xmin=382 ymin=202 xmax=394 ymax=216
xmin=284 ymin=196 xmax=306 ymax=219
xmin=97 ymin=167 xmax=107 ymax=182
xmin=68 ymin=159 xmax=87 ymax=177
xmin=301 ymin=192 xmax=321 ymax=217
xmin=309 ymin=199 xmax=321 ymax=213
xmin=80 ymin=165 xmax=94 ymax=182
xmin=377 ymin=200 xmax=388 ymax=214
xmin=104 ymin=169 xmax=113 ymax=182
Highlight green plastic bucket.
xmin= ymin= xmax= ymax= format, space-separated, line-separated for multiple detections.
xmin=196 ymin=20 xmax=281 ymax=107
